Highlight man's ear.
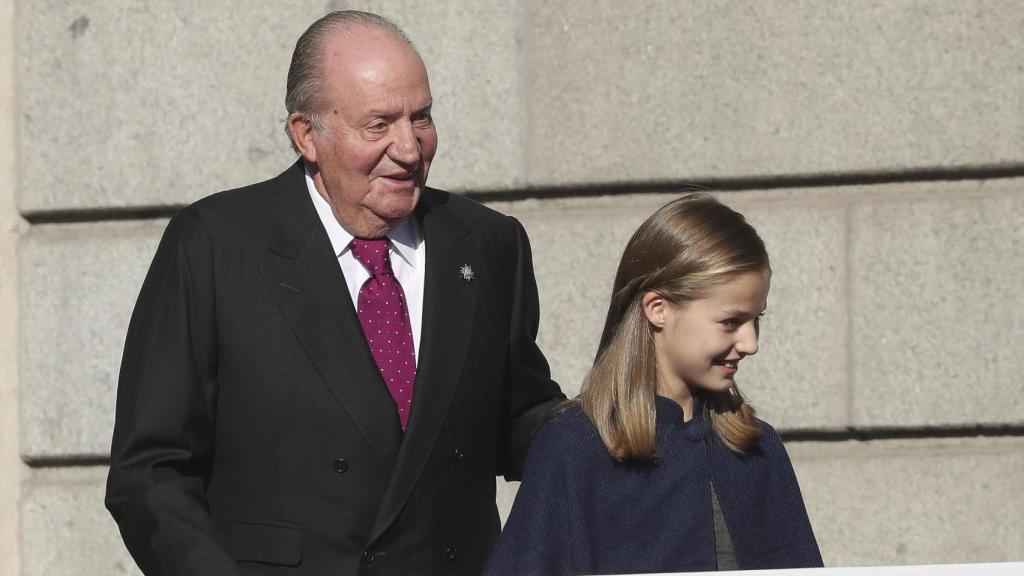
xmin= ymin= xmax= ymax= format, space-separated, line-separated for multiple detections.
xmin=641 ymin=291 xmax=668 ymax=329
xmin=287 ymin=113 xmax=319 ymax=163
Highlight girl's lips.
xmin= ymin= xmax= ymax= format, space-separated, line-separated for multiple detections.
xmin=715 ymin=359 xmax=739 ymax=376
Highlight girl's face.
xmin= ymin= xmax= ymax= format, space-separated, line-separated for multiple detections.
xmin=649 ymin=270 xmax=770 ymax=397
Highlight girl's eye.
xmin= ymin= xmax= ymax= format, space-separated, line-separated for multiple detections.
xmin=721 ymin=318 xmax=741 ymax=329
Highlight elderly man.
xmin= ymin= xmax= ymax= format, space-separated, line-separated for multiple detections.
xmin=106 ymin=11 xmax=563 ymax=576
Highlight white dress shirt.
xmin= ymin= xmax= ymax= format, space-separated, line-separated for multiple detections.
xmin=305 ymin=170 xmax=426 ymax=364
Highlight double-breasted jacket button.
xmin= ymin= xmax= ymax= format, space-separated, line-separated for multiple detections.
xmin=362 ymin=549 xmax=377 ymax=565
xmin=443 ymin=546 xmax=458 ymax=561
xmin=333 ymin=458 xmax=349 ymax=474
xmin=453 ymin=448 xmax=464 ymax=462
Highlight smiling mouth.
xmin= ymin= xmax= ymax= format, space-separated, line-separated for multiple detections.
xmin=713 ymin=358 xmax=740 ymax=374
xmin=379 ymin=173 xmax=419 ymax=189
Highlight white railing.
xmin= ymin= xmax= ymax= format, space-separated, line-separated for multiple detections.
xmin=645 ymin=562 xmax=1024 ymax=576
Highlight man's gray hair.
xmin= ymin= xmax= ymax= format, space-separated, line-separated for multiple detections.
xmin=284 ymin=10 xmax=416 ymax=152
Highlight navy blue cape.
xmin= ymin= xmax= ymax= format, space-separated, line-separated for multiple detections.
xmin=486 ymin=397 xmax=823 ymax=575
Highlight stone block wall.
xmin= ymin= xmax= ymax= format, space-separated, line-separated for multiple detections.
xmin=10 ymin=1 xmax=1024 ymax=573
xmin=2 ymin=1 xmax=24 ymax=573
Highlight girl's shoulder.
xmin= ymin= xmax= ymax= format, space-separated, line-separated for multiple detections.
xmin=528 ymin=404 xmax=608 ymax=460
xmin=535 ymin=404 xmax=600 ymax=443
xmin=721 ymin=417 xmax=789 ymax=461
xmin=755 ymin=417 xmax=783 ymax=443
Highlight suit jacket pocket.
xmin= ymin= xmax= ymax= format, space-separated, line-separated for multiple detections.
xmin=230 ymin=519 xmax=304 ymax=566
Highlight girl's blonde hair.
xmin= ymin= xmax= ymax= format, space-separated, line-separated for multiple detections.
xmin=577 ymin=193 xmax=767 ymax=461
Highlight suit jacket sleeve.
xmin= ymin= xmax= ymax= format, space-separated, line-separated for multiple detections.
xmin=499 ymin=216 xmax=566 ymax=481
xmin=105 ymin=208 xmax=243 ymax=575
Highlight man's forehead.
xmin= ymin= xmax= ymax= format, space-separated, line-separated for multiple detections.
xmin=314 ymin=25 xmax=431 ymax=113
xmin=322 ymin=26 xmax=421 ymax=69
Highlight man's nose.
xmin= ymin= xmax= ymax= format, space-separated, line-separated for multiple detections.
xmin=387 ymin=121 xmax=420 ymax=166
xmin=735 ymin=323 xmax=759 ymax=356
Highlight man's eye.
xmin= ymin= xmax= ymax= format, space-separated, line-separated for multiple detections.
xmin=367 ymin=122 xmax=387 ymax=133
xmin=413 ymin=113 xmax=433 ymax=127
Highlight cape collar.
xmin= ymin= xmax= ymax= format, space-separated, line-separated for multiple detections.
xmin=655 ymin=395 xmax=707 ymax=443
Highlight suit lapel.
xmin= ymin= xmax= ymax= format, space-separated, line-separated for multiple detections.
xmin=251 ymin=162 xmax=402 ymax=474
xmin=371 ymin=189 xmax=478 ymax=541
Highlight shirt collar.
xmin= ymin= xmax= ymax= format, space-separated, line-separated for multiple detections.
xmin=305 ymin=167 xmax=422 ymax=268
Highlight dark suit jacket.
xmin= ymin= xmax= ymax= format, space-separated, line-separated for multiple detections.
xmin=106 ymin=161 xmax=565 ymax=575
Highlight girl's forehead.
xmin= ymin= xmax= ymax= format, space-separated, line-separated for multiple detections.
xmin=702 ymin=271 xmax=770 ymax=309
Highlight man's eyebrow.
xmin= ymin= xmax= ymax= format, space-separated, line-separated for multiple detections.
xmin=367 ymin=101 xmax=432 ymax=119
xmin=367 ymin=108 xmax=401 ymax=119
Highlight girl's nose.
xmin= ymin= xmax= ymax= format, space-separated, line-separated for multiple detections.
xmin=735 ymin=323 xmax=759 ymax=356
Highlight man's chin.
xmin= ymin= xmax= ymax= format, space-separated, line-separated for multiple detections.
xmin=376 ymin=191 xmax=421 ymax=219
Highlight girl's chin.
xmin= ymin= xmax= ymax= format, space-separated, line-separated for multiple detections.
xmin=694 ymin=377 xmax=736 ymax=393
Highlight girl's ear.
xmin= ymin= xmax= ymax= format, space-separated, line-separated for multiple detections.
xmin=641 ymin=291 xmax=668 ymax=329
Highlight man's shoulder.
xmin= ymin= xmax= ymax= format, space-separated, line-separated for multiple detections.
xmin=420 ymin=187 xmax=519 ymax=232
xmin=188 ymin=162 xmax=302 ymax=219
xmin=162 ymin=161 xmax=308 ymax=247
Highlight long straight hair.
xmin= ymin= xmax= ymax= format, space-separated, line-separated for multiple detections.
xmin=578 ymin=194 xmax=767 ymax=461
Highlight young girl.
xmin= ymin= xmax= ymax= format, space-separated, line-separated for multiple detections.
xmin=486 ymin=194 xmax=822 ymax=574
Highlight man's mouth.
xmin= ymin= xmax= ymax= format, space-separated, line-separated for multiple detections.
xmin=379 ymin=172 xmax=418 ymax=189
xmin=383 ymin=172 xmax=414 ymax=180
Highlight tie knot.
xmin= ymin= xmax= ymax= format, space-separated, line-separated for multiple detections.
xmin=350 ymin=238 xmax=393 ymax=276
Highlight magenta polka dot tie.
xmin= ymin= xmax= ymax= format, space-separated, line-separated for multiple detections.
xmin=351 ymin=238 xmax=416 ymax=430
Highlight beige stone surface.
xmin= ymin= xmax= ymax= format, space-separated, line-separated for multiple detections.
xmin=19 ymin=0 xmax=528 ymax=213
xmin=849 ymin=181 xmax=1024 ymax=427
xmin=527 ymin=1 xmax=1024 ymax=187
xmin=19 ymin=220 xmax=166 ymax=460
xmin=21 ymin=466 xmax=140 ymax=576
xmin=19 ymin=1 xmax=308 ymax=212
xmin=496 ymin=478 xmax=518 ymax=526
xmin=790 ymin=437 xmax=1024 ymax=567
xmin=1 ymin=0 xmax=24 ymax=573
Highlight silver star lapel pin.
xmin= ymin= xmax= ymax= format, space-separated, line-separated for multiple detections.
xmin=459 ymin=264 xmax=475 ymax=282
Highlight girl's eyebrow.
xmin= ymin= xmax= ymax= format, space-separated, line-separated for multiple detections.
xmin=720 ymin=307 xmax=766 ymax=317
